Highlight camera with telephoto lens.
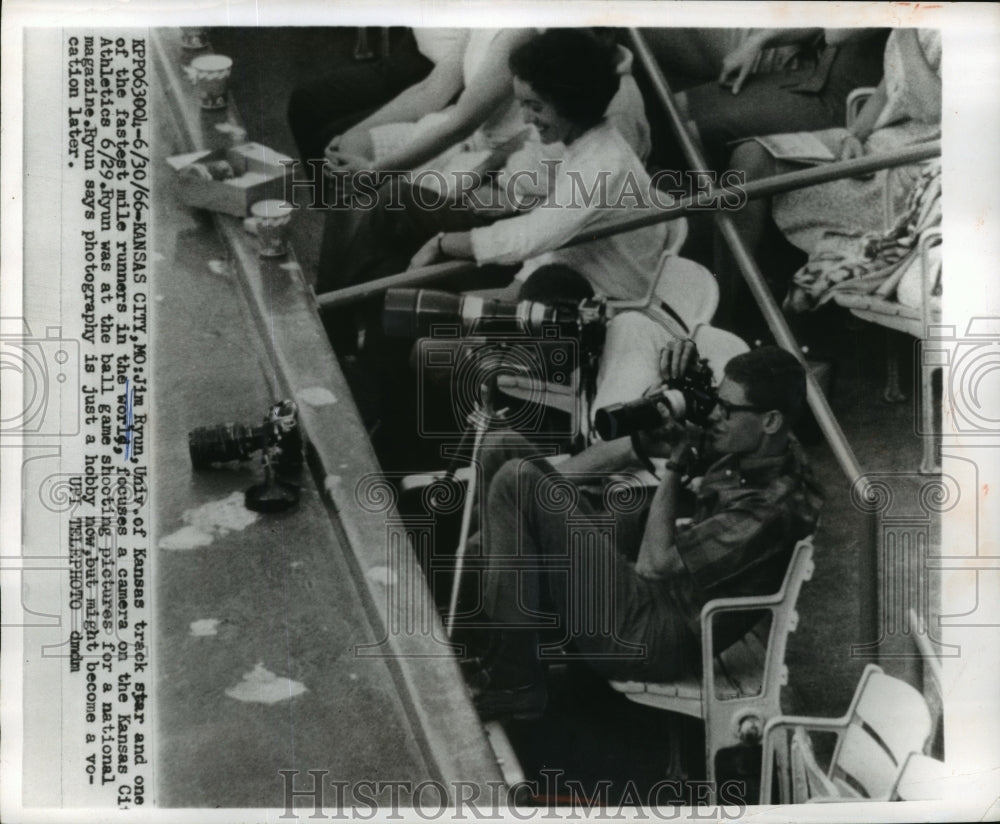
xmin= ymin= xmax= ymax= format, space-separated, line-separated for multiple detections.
xmin=188 ymin=399 xmax=302 ymax=471
xmin=383 ymin=288 xmax=608 ymax=438
xmin=594 ymin=358 xmax=717 ymax=441
xmin=383 ymin=287 xmax=605 ymax=342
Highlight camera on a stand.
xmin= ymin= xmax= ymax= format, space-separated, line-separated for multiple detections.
xmin=382 ymin=287 xmax=610 ymax=636
xmin=383 ymin=287 xmax=608 ymax=441
xmin=188 ymin=399 xmax=303 ymax=512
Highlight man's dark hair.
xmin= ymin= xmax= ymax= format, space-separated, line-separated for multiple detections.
xmin=509 ymin=29 xmax=619 ymax=131
xmin=724 ymin=346 xmax=807 ymax=425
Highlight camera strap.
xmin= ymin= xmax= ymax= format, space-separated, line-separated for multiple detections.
xmin=653 ymin=300 xmax=689 ymax=336
xmin=629 ymin=432 xmax=660 ymax=479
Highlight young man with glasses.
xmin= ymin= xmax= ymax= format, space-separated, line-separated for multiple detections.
xmin=461 ymin=342 xmax=824 ymax=720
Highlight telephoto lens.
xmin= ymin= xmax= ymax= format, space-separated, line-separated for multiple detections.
xmin=593 ymin=388 xmax=687 ymax=441
xmin=593 ymin=360 xmax=718 ymax=440
xmin=382 ymin=288 xmax=584 ymax=339
xmin=188 ymin=421 xmax=268 ymax=469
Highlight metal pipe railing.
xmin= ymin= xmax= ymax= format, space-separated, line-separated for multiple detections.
xmin=315 ymin=139 xmax=939 ymax=312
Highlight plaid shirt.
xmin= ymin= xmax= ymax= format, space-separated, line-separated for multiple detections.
xmin=665 ymin=439 xmax=824 ymax=644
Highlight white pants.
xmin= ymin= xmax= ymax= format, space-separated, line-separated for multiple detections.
xmin=592 ymin=311 xmax=678 ymax=417
xmin=590 ymin=312 xmax=750 ymax=431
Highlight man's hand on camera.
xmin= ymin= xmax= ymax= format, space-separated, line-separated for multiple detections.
xmin=660 ymin=337 xmax=700 ymax=382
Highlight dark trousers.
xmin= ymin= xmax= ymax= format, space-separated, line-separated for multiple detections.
xmin=463 ymin=432 xmax=699 ymax=682
xmin=652 ymin=34 xmax=888 ymax=172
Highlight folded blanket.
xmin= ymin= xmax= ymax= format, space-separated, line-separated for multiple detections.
xmin=783 ymin=160 xmax=941 ymax=314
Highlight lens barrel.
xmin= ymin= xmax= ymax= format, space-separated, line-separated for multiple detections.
xmin=188 ymin=423 xmax=266 ymax=468
xmin=593 ymin=388 xmax=687 ymax=441
xmin=383 ymin=288 xmax=463 ymax=339
xmin=383 ymin=288 xmax=582 ymax=338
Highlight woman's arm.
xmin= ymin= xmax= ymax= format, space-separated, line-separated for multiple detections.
xmin=839 ymin=78 xmax=887 ymax=159
xmin=346 ymin=44 xmax=467 ymax=136
xmin=374 ymin=28 xmax=535 ymax=173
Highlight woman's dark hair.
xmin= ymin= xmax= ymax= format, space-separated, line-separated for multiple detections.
xmin=509 ymin=29 xmax=620 ymax=131
xmin=724 ymin=346 xmax=807 ymax=425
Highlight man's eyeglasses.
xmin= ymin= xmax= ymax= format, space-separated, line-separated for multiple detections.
xmin=714 ymin=398 xmax=763 ymax=420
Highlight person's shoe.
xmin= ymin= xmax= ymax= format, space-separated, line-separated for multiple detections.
xmin=459 ymin=657 xmax=492 ymax=693
xmin=471 ymin=679 xmax=547 ymax=722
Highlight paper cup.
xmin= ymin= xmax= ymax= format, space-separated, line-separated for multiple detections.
xmin=187 ymin=54 xmax=233 ymax=110
xmin=249 ymin=200 xmax=295 ymax=258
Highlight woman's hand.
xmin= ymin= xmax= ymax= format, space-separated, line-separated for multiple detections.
xmin=838 ymin=131 xmax=866 ymax=162
xmin=324 ymin=127 xmax=374 ymax=166
xmin=324 ymin=148 xmax=370 ymax=175
xmin=719 ymin=38 xmax=762 ymax=95
xmin=408 ymin=234 xmax=445 ymax=270
xmin=838 ymin=131 xmax=877 ymax=180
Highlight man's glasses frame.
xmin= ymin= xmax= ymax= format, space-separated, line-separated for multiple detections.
xmin=714 ymin=398 xmax=764 ymax=420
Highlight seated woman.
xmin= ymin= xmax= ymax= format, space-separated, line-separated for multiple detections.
xmin=315 ymin=28 xmax=534 ymax=296
xmin=317 ymin=27 xmax=655 ymax=296
xmin=714 ymin=27 xmax=941 ymax=335
xmin=403 ymin=28 xmax=668 ymax=302
xmin=670 ymin=27 xmax=888 ymax=171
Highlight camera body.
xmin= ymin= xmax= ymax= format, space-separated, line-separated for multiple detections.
xmin=594 ymin=358 xmax=717 ymax=441
xmin=188 ymin=399 xmax=302 ymax=471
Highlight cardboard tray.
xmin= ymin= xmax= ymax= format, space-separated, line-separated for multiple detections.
xmin=166 ymin=142 xmax=295 ymax=217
